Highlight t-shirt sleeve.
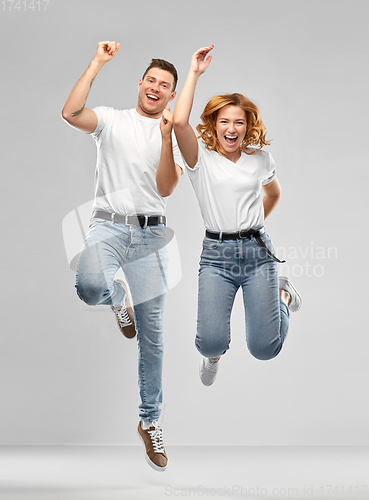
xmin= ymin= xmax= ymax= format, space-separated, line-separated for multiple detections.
xmin=183 ymin=139 xmax=203 ymax=173
xmin=262 ymin=152 xmax=277 ymax=185
xmin=171 ymin=131 xmax=185 ymax=174
xmin=90 ymin=106 xmax=114 ymax=140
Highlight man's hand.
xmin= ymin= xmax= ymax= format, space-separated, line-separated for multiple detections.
xmin=93 ymin=41 xmax=120 ymax=65
xmin=190 ymin=45 xmax=214 ymax=75
xmin=157 ymin=106 xmax=181 ymax=197
xmin=160 ymin=107 xmax=173 ymax=139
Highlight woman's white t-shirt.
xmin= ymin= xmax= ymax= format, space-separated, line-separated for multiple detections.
xmin=184 ymin=141 xmax=276 ymax=232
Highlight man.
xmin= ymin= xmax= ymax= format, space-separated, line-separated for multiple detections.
xmin=62 ymin=41 xmax=183 ymax=471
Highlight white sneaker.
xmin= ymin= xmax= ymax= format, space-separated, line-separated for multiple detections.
xmin=279 ymin=276 xmax=302 ymax=312
xmin=111 ymin=279 xmax=136 ymax=338
xmin=199 ymin=356 xmax=220 ymax=386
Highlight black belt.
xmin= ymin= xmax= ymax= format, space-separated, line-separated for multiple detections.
xmin=93 ymin=210 xmax=166 ymax=227
xmin=205 ymin=228 xmax=286 ymax=263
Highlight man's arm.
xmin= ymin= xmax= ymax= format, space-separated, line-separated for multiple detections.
xmin=156 ymin=107 xmax=182 ymax=197
xmin=61 ymin=41 xmax=120 ymax=134
xmin=262 ymin=177 xmax=281 ymax=218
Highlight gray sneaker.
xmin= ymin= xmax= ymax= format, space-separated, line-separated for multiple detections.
xmin=199 ymin=356 xmax=220 ymax=386
xmin=279 ymin=276 xmax=302 ymax=312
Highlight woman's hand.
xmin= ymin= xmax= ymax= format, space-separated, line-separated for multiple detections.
xmin=172 ymin=46 xmax=213 ymax=168
xmin=190 ymin=45 xmax=214 ymax=75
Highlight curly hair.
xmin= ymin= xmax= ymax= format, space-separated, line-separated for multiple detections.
xmin=196 ymin=93 xmax=270 ymax=156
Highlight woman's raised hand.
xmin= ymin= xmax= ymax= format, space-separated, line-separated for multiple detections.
xmin=172 ymin=45 xmax=214 ymax=169
xmin=190 ymin=45 xmax=214 ymax=75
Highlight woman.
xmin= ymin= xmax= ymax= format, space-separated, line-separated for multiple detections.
xmin=173 ymin=46 xmax=301 ymax=386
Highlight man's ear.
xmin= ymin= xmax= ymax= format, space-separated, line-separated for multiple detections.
xmin=169 ymin=91 xmax=176 ymax=102
xmin=138 ymin=78 xmax=143 ymax=90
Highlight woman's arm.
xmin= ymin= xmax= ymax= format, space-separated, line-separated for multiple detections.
xmin=173 ymin=46 xmax=213 ymax=169
xmin=262 ymin=177 xmax=282 ymax=218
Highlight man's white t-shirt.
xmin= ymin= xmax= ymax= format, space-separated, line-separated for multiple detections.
xmin=90 ymin=107 xmax=183 ymax=216
xmin=184 ymin=141 xmax=276 ymax=232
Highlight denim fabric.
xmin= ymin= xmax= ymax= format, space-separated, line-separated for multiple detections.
xmin=196 ymin=232 xmax=289 ymax=360
xmin=75 ymin=218 xmax=168 ymax=422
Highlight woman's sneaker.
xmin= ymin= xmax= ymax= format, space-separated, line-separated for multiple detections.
xmin=279 ymin=276 xmax=302 ymax=312
xmin=111 ymin=279 xmax=136 ymax=338
xmin=199 ymin=357 xmax=220 ymax=386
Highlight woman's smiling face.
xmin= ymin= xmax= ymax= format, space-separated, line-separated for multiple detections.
xmin=215 ymin=105 xmax=247 ymax=161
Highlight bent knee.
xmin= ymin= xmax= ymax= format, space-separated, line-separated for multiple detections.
xmin=248 ymin=341 xmax=282 ymax=361
xmin=195 ymin=336 xmax=228 ymax=359
xmin=75 ymin=278 xmax=110 ymax=306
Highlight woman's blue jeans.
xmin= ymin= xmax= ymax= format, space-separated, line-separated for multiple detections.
xmin=75 ymin=218 xmax=168 ymax=423
xmin=196 ymin=232 xmax=289 ymax=360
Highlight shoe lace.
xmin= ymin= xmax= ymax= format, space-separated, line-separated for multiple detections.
xmin=113 ymin=306 xmax=132 ymax=327
xmin=205 ymin=358 xmax=219 ymax=372
xmin=148 ymin=421 xmax=165 ymax=454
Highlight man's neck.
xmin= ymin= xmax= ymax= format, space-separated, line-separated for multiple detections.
xmin=136 ymin=103 xmax=162 ymax=120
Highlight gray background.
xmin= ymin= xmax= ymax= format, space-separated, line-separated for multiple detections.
xmin=0 ymin=0 xmax=368 ymax=447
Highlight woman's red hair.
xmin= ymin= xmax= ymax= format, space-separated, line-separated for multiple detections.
xmin=196 ymin=93 xmax=270 ymax=156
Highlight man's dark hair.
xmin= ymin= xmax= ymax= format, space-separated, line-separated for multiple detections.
xmin=142 ymin=59 xmax=178 ymax=91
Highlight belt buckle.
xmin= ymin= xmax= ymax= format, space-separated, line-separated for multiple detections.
xmin=125 ymin=214 xmax=133 ymax=225
xmin=239 ymin=230 xmax=248 ymax=239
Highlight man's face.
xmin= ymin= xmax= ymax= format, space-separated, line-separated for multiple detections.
xmin=137 ymin=68 xmax=176 ymax=119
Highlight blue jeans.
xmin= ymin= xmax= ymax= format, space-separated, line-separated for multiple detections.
xmin=75 ymin=217 xmax=169 ymax=422
xmin=196 ymin=232 xmax=289 ymax=360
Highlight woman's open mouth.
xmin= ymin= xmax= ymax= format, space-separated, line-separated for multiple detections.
xmin=224 ymin=135 xmax=238 ymax=146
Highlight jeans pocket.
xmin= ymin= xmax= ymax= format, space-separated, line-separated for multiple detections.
xmin=253 ymin=232 xmax=276 ymax=260
xmin=261 ymin=232 xmax=275 ymax=251
xmin=88 ymin=217 xmax=109 ymax=229
xmin=202 ymin=237 xmax=221 ymax=250
xmin=146 ymin=224 xmax=166 ymax=238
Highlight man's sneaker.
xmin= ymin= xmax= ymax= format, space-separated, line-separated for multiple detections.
xmin=279 ymin=276 xmax=302 ymax=312
xmin=110 ymin=279 xmax=136 ymax=338
xmin=137 ymin=421 xmax=168 ymax=472
xmin=199 ymin=356 xmax=220 ymax=386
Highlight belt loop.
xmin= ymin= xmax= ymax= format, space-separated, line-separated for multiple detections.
xmin=218 ymin=231 xmax=223 ymax=242
xmin=111 ymin=212 xmax=115 ymax=223
xmin=143 ymin=215 xmax=148 ymax=229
